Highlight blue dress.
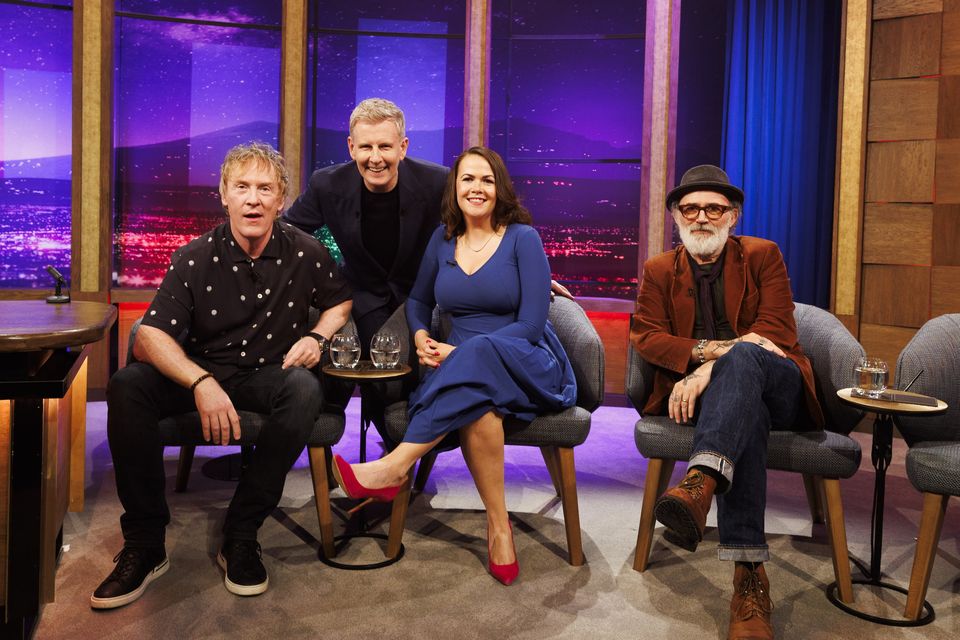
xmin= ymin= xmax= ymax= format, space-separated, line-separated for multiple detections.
xmin=403 ymin=223 xmax=578 ymax=443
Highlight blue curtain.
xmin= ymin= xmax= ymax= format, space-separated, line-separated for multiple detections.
xmin=721 ymin=0 xmax=841 ymax=307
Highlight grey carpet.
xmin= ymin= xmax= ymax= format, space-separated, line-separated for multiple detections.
xmin=36 ymin=402 xmax=960 ymax=639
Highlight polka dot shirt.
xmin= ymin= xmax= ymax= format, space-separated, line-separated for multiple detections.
xmin=141 ymin=220 xmax=352 ymax=378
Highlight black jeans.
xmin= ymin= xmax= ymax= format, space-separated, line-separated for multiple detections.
xmin=107 ymin=362 xmax=320 ymax=548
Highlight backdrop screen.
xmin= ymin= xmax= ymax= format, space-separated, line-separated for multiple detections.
xmin=0 ymin=1 xmax=72 ymax=288
xmin=112 ymin=6 xmax=281 ymax=287
xmin=490 ymin=1 xmax=645 ymax=299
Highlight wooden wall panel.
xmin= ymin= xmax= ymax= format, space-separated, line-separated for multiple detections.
xmin=861 ymin=265 xmax=931 ymax=326
xmin=938 ymin=76 xmax=960 ymax=138
xmin=874 ymin=0 xmax=943 ymax=20
xmin=0 ymin=401 xmax=9 ymax=604
xmin=943 ymin=10 xmax=960 ymax=74
xmin=932 ymin=204 xmax=960 ymax=264
xmin=862 ymin=204 xmax=933 ymax=264
xmin=859 ymin=323 xmax=918 ymax=372
xmin=865 ymin=141 xmax=936 ymax=202
xmin=931 ymin=266 xmax=960 ymax=315
xmin=870 ymin=13 xmax=942 ymax=79
xmin=935 ymin=139 xmax=960 ymax=202
xmin=117 ymin=304 xmax=149 ymax=369
xmin=868 ymin=79 xmax=939 ymax=140
xmin=586 ymin=312 xmax=629 ymax=400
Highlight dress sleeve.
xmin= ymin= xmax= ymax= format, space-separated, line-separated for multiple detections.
xmin=405 ymin=226 xmax=444 ymax=334
xmin=282 ymin=171 xmax=325 ymax=234
xmin=490 ymin=225 xmax=550 ymax=343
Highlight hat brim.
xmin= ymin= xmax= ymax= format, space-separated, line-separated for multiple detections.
xmin=665 ymin=181 xmax=745 ymax=210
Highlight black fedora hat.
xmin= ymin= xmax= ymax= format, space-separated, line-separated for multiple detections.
xmin=665 ymin=164 xmax=745 ymax=209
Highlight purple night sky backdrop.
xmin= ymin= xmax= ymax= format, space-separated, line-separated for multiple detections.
xmin=2 ymin=0 xmax=650 ymax=297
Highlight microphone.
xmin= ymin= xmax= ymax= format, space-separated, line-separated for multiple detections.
xmin=445 ymin=259 xmax=457 ymax=266
xmin=45 ymin=264 xmax=70 ymax=304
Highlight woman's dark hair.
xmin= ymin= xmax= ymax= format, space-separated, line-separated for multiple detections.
xmin=441 ymin=146 xmax=532 ymax=240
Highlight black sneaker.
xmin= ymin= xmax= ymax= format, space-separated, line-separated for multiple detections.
xmin=217 ymin=539 xmax=268 ymax=596
xmin=90 ymin=547 xmax=168 ymax=609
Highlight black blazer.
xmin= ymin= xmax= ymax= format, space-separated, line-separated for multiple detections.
xmin=283 ymin=156 xmax=449 ymax=321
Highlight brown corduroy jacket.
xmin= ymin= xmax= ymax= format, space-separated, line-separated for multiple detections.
xmin=629 ymin=235 xmax=824 ymax=429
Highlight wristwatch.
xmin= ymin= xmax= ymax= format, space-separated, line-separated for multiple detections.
xmin=307 ymin=332 xmax=329 ymax=354
xmin=696 ymin=339 xmax=708 ymax=364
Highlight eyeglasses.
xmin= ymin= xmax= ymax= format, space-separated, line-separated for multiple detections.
xmin=676 ymin=203 xmax=734 ymax=221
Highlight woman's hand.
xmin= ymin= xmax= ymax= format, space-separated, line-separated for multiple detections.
xmin=415 ymin=330 xmax=455 ymax=368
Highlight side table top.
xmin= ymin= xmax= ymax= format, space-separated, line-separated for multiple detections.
xmin=837 ymin=387 xmax=948 ymax=415
xmin=0 ymin=300 xmax=117 ymax=352
xmin=322 ymin=362 xmax=412 ymax=380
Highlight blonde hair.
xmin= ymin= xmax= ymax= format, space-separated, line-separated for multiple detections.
xmin=219 ymin=142 xmax=289 ymax=199
xmin=349 ymin=98 xmax=406 ymax=139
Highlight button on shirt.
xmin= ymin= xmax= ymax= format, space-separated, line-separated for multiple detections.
xmin=141 ymin=220 xmax=352 ymax=379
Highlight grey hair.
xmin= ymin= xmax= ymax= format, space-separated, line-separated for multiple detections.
xmin=349 ymin=98 xmax=406 ymax=139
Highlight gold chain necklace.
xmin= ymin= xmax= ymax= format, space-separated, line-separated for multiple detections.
xmin=462 ymin=229 xmax=501 ymax=252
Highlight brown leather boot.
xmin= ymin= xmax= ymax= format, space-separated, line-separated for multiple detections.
xmin=653 ymin=468 xmax=717 ymax=551
xmin=728 ymin=563 xmax=774 ymax=640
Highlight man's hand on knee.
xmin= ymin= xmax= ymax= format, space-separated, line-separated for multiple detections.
xmin=195 ymin=379 xmax=241 ymax=444
xmin=736 ymin=332 xmax=785 ymax=358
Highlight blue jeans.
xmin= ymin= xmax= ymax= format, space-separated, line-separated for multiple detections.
xmin=687 ymin=343 xmax=805 ymax=562
xmin=107 ymin=361 xmax=320 ymax=547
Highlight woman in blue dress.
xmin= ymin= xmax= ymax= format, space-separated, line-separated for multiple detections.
xmin=332 ymin=146 xmax=577 ymax=585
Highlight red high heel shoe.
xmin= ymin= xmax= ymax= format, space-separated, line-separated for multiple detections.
xmin=487 ymin=523 xmax=519 ymax=586
xmin=331 ymin=454 xmax=403 ymax=514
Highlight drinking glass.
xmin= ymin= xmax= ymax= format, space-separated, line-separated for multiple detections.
xmin=370 ymin=332 xmax=401 ymax=369
xmin=330 ymin=333 xmax=361 ymax=369
xmin=852 ymin=356 xmax=888 ymax=399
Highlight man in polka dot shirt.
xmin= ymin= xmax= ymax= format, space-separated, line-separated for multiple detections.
xmin=91 ymin=142 xmax=352 ymax=609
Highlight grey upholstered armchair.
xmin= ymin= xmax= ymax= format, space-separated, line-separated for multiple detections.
xmin=893 ymin=313 xmax=960 ymax=620
xmin=377 ymin=295 xmax=604 ymax=566
xmin=627 ymin=302 xmax=864 ymax=604
xmin=125 ymin=311 xmax=348 ymax=558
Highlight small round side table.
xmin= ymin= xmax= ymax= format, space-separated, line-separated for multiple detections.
xmin=320 ymin=361 xmax=411 ymax=570
xmin=827 ymin=388 xmax=947 ymax=626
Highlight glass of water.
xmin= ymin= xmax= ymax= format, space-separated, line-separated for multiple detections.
xmin=370 ymin=332 xmax=401 ymax=369
xmin=852 ymin=356 xmax=889 ymax=399
xmin=329 ymin=333 xmax=360 ymax=369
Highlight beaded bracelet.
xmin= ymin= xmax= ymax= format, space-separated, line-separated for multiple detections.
xmin=190 ymin=372 xmax=213 ymax=391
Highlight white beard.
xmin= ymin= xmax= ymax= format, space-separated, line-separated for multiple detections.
xmin=677 ymin=219 xmax=733 ymax=262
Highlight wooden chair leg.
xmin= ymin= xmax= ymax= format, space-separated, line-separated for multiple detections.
xmin=802 ymin=473 xmax=824 ymax=524
xmin=385 ymin=473 xmax=414 ymax=559
xmin=540 ymin=446 xmax=563 ymax=497
xmin=904 ymin=491 xmax=949 ymax=620
xmin=821 ymin=477 xmax=854 ymax=604
xmin=414 ymin=450 xmax=438 ymax=492
xmin=308 ymin=447 xmax=336 ymax=559
xmin=174 ymin=445 xmax=196 ymax=493
xmin=634 ymin=458 xmax=675 ymax=572
xmin=555 ymin=447 xmax=584 ymax=566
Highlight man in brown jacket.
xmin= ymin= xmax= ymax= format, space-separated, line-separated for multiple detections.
xmin=631 ymin=165 xmax=822 ymax=640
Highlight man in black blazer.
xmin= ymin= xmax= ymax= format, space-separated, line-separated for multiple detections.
xmin=283 ymin=98 xmax=448 ymax=347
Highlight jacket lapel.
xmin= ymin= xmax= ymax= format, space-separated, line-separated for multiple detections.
xmin=723 ymin=237 xmax=746 ymax=331
xmin=670 ymin=247 xmax=697 ymax=339
xmin=392 ymin=159 xmax=427 ymax=277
